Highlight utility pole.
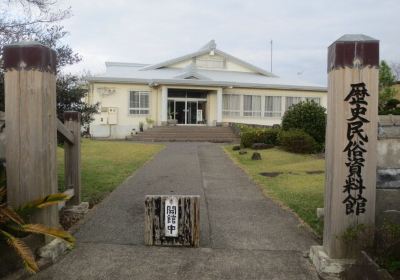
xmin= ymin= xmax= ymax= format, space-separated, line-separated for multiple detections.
xmin=270 ymin=40 xmax=273 ymax=73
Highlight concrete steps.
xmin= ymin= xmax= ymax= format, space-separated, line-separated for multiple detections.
xmin=128 ymin=126 xmax=239 ymax=143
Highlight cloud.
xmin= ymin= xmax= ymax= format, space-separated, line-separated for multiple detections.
xmin=60 ymin=0 xmax=400 ymax=85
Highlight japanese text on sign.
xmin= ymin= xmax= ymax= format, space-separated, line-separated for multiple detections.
xmin=342 ymin=82 xmax=369 ymax=216
xmin=165 ymin=197 xmax=178 ymax=237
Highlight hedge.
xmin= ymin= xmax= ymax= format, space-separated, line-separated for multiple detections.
xmin=240 ymin=128 xmax=280 ymax=148
xmin=278 ymin=129 xmax=317 ymax=154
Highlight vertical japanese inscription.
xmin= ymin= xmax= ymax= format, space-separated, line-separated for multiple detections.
xmin=342 ymin=82 xmax=370 ymax=215
xmin=165 ymin=196 xmax=179 ymax=237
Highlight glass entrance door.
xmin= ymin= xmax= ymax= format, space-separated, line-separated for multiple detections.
xmin=175 ymin=101 xmax=186 ymax=124
xmin=167 ymin=98 xmax=207 ymax=125
xmin=186 ymin=101 xmax=197 ymax=124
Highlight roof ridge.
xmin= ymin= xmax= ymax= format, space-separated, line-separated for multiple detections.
xmin=140 ymin=45 xmax=277 ymax=77
xmin=199 ymin=39 xmax=217 ymax=51
xmin=106 ymin=62 xmax=149 ymax=67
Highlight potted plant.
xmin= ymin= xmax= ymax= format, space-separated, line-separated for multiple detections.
xmin=145 ymin=117 xmax=154 ymax=129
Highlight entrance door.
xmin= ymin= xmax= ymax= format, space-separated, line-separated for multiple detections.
xmin=167 ymin=97 xmax=207 ymax=125
xmin=186 ymin=101 xmax=197 ymax=124
xmin=175 ymin=101 xmax=186 ymax=124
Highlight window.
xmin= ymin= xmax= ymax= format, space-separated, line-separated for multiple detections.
xmin=305 ymin=97 xmax=321 ymax=105
xmin=223 ymin=94 xmax=241 ymax=117
xmin=243 ymin=95 xmax=261 ymax=117
xmin=285 ymin=97 xmax=302 ymax=110
xmin=264 ymin=96 xmax=282 ymax=117
xmin=129 ymin=91 xmax=149 ymax=115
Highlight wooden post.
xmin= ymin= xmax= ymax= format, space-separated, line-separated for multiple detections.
xmin=310 ymin=35 xmax=379 ymax=277
xmin=311 ymin=34 xmax=379 ymax=278
xmin=144 ymin=195 xmax=200 ymax=247
xmin=64 ymin=111 xmax=81 ymax=205
xmin=323 ymin=35 xmax=379 ymax=259
xmin=4 ymin=42 xmax=58 ymax=227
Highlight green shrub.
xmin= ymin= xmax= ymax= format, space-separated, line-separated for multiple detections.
xmin=278 ymin=129 xmax=317 ymax=154
xmin=281 ymin=100 xmax=326 ymax=144
xmin=379 ymin=108 xmax=400 ymax=115
xmin=384 ymin=98 xmax=400 ymax=110
xmin=240 ymin=128 xmax=280 ymax=148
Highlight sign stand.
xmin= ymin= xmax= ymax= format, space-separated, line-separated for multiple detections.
xmin=144 ymin=195 xmax=200 ymax=247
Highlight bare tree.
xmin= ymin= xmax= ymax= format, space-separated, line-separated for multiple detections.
xmin=390 ymin=62 xmax=400 ymax=81
xmin=0 ymin=0 xmax=70 ymax=49
xmin=0 ymin=2 xmax=99 ymax=129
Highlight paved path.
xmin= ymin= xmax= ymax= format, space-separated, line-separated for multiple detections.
xmin=34 ymin=143 xmax=319 ymax=280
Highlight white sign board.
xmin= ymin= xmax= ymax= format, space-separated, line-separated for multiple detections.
xmin=197 ymin=109 xmax=203 ymax=122
xmin=165 ymin=196 xmax=179 ymax=237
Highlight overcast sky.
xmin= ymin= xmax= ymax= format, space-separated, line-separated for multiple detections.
xmin=59 ymin=0 xmax=399 ymax=85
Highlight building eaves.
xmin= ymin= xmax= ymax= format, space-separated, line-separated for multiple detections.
xmin=174 ymin=71 xmax=211 ymax=80
xmin=87 ymin=76 xmax=327 ymax=92
xmin=140 ymin=49 xmax=209 ymax=71
xmin=214 ymin=49 xmax=277 ymax=77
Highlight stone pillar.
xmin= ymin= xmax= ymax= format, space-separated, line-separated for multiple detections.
xmin=4 ymin=42 xmax=58 ymax=227
xmin=160 ymin=86 xmax=168 ymax=126
xmin=311 ymin=34 xmax=379 ymax=277
xmin=216 ymin=88 xmax=223 ymax=126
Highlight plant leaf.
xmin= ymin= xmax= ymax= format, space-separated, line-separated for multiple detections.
xmin=0 ymin=186 xmax=6 ymax=199
xmin=0 ymin=206 xmax=25 ymax=225
xmin=17 ymin=193 xmax=69 ymax=217
xmin=35 ymin=193 xmax=70 ymax=209
xmin=22 ymin=224 xmax=75 ymax=245
xmin=0 ymin=229 xmax=39 ymax=273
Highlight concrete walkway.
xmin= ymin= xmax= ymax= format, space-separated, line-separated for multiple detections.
xmin=33 ymin=143 xmax=319 ymax=280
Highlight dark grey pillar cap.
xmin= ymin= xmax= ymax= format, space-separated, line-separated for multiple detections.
xmin=3 ymin=41 xmax=57 ymax=73
xmin=328 ymin=34 xmax=379 ymax=73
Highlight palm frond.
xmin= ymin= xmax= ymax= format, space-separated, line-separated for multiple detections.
xmin=0 ymin=229 xmax=39 ymax=273
xmin=0 ymin=186 xmax=6 ymax=199
xmin=22 ymin=224 xmax=75 ymax=245
xmin=35 ymin=193 xmax=70 ymax=208
xmin=0 ymin=211 xmax=7 ymax=223
xmin=17 ymin=193 xmax=69 ymax=217
xmin=0 ymin=206 xmax=24 ymax=225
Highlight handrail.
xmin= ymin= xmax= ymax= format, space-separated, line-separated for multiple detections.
xmin=57 ymin=119 xmax=75 ymax=144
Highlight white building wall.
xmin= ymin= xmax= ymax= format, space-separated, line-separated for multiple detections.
xmin=88 ymin=82 xmax=327 ymax=139
xmin=224 ymin=60 xmax=256 ymax=73
xmin=167 ymin=53 xmax=256 ymax=73
xmin=207 ymin=92 xmax=217 ymax=126
xmin=90 ymin=83 xmax=158 ymax=139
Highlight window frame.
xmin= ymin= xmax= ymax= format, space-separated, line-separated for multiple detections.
xmin=243 ymin=94 xmax=262 ymax=117
xmin=285 ymin=96 xmax=302 ymax=111
xmin=129 ymin=90 xmax=150 ymax=115
xmin=222 ymin=94 xmax=241 ymax=117
xmin=264 ymin=96 xmax=282 ymax=117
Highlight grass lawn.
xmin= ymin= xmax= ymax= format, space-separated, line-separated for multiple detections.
xmin=58 ymin=140 xmax=164 ymax=206
xmin=225 ymin=146 xmax=325 ymax=236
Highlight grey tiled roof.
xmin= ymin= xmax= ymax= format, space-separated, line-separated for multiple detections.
xmin=89 ymin=41 xmax=327 ymax=92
